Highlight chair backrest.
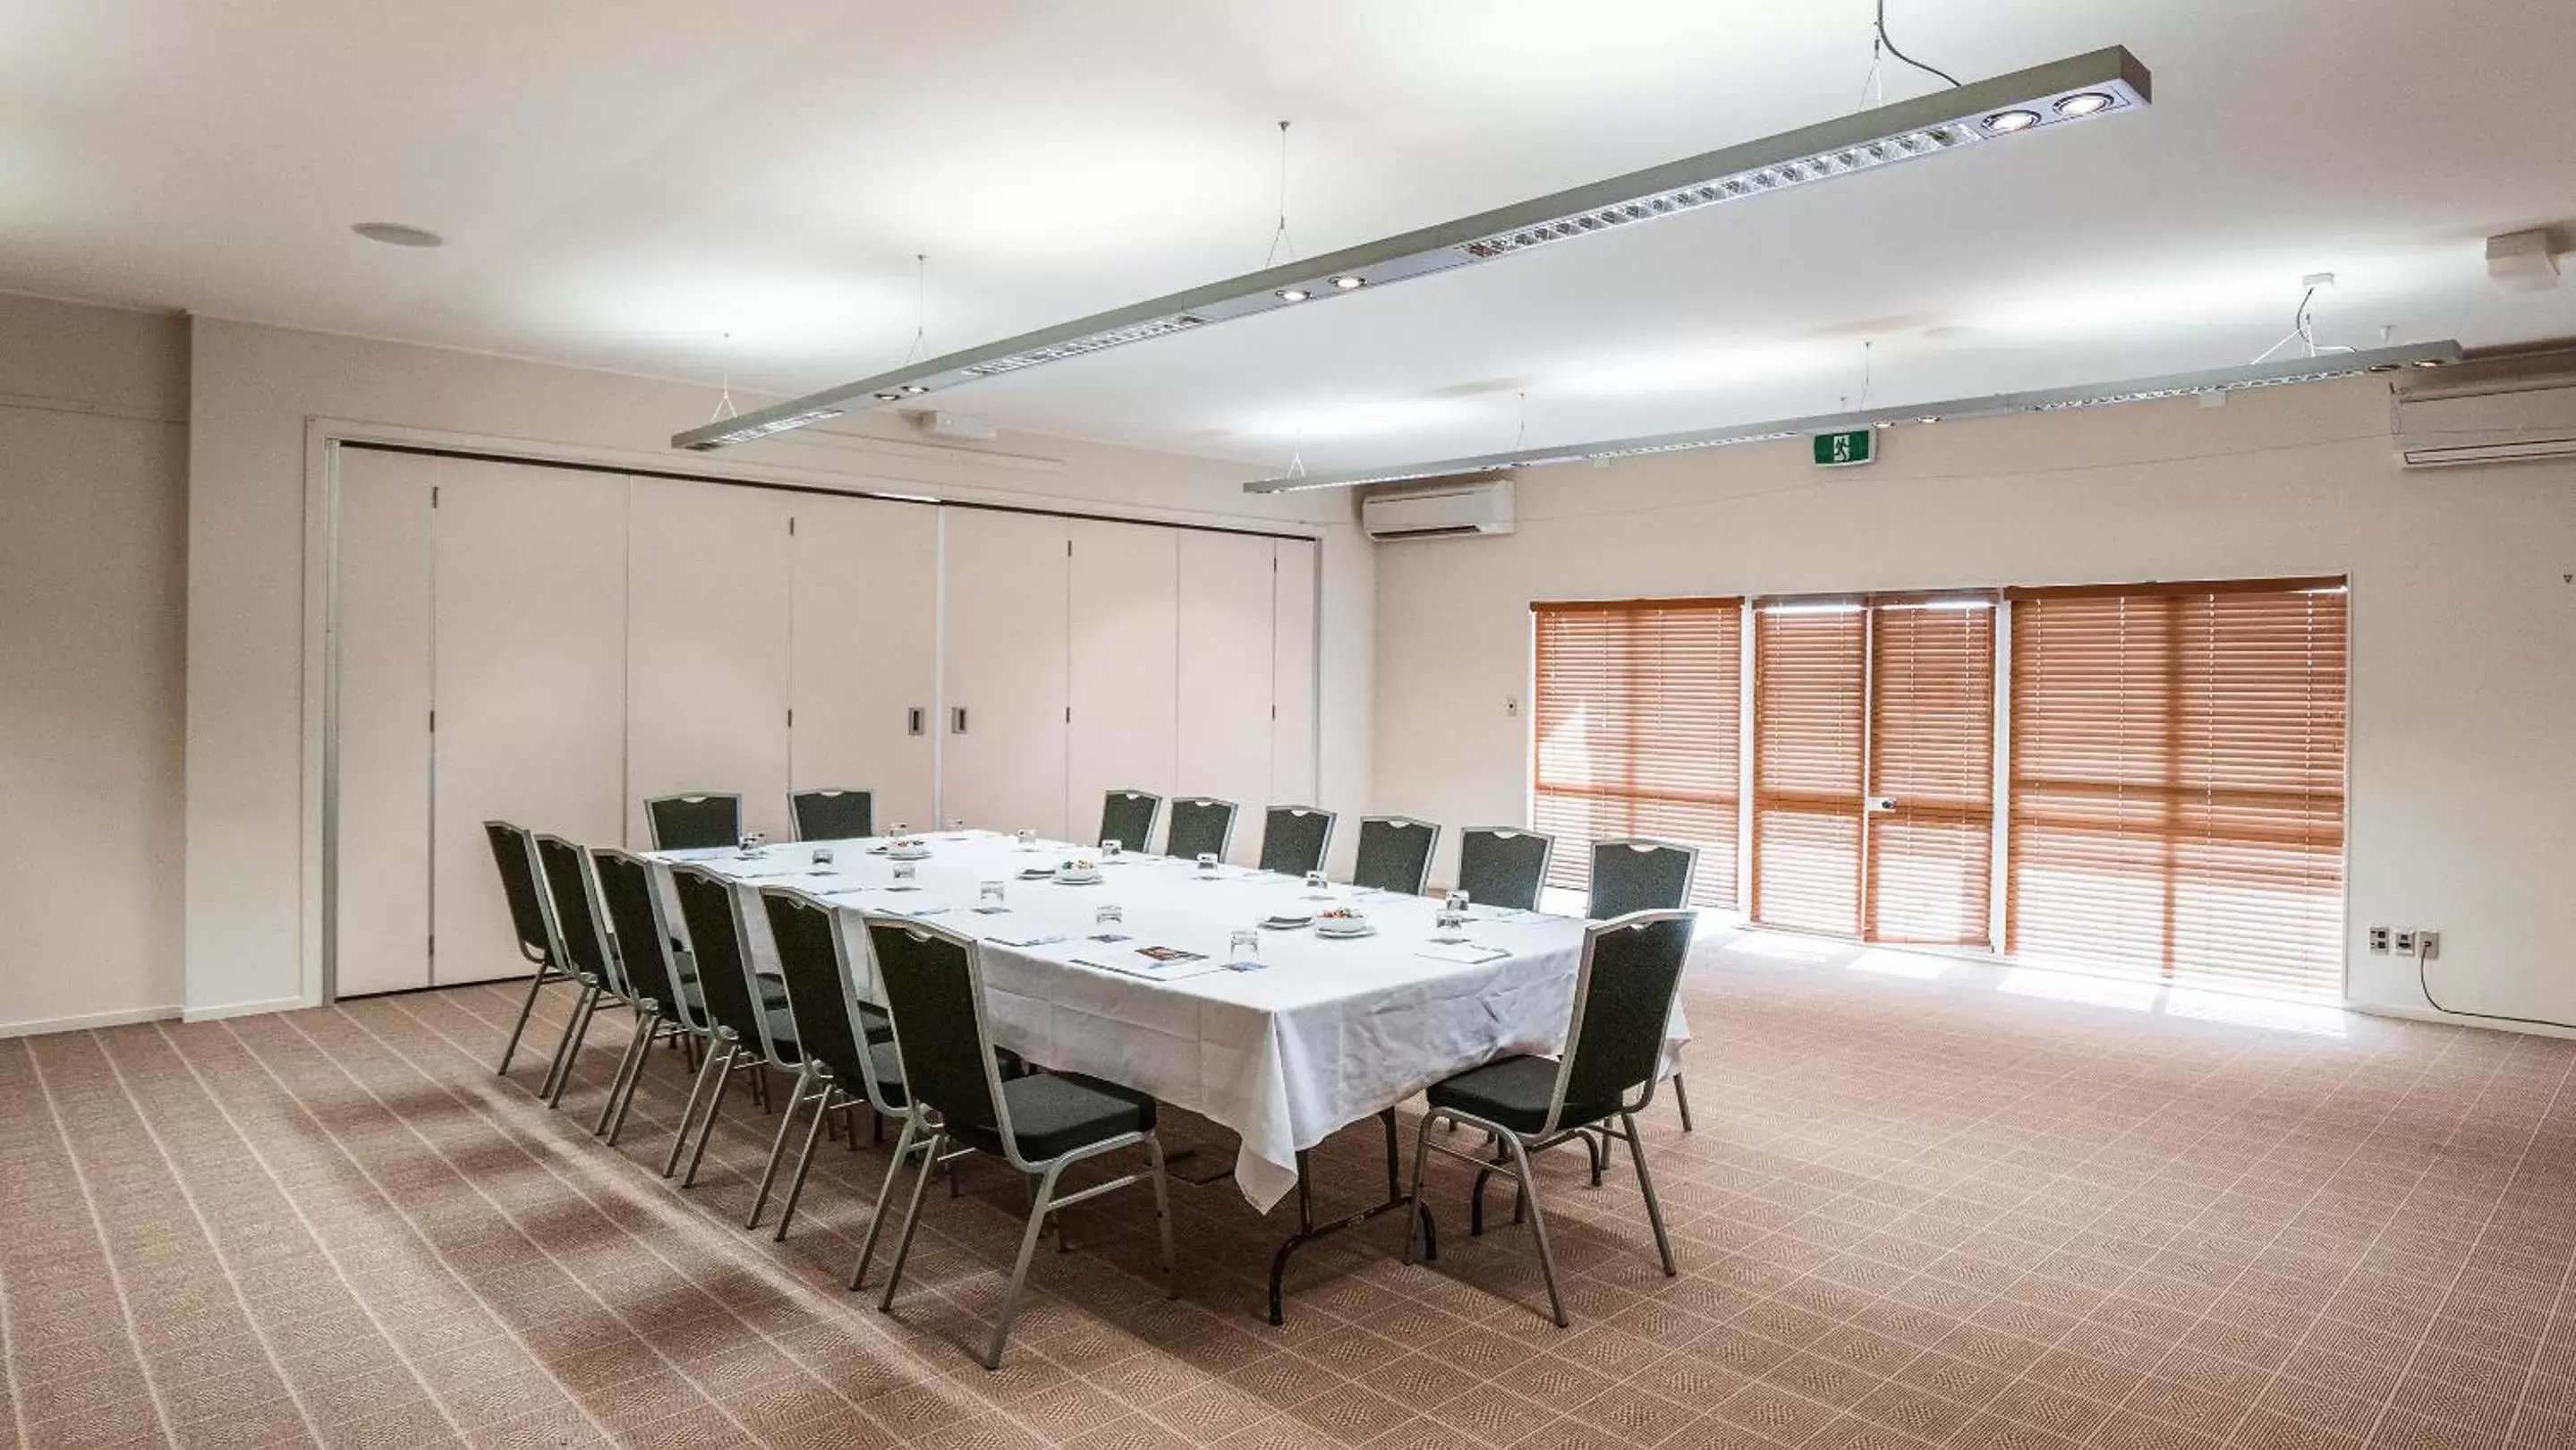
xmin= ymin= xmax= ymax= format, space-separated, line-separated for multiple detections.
xmin=482 ymin=821 xmax=559 ymax=968
xmin=1350 ymin=816 xmax=1440 ymax=895
xmin=668 ymin=863 xmax=776 ymax=1054
xmin=646 ymin=793 xmax=743 ymax=851
xmin=588 ymin=848 xmax=690 ymax=1026
xmin=1258 ymin=806 xmax=1336 ymax=876
xmin=1098 ymin=789 xmax=1160 ymax=852
xmin=1587 ymin=838 xmax=1698 ymax=919
xmin=760 ymin=888 xmax=881 ymax=1104
xmin=534 ymin=834 xmax=619 ymax=994
xmin=863 ymin=916 xmax=1014 ymax=1159
xmin=789 ymin=788 xmax=874 ymax=842
xmin=1458 ymin=827 xmax=1554 ymax=912
xmin=1545 ymin=909 xmax=1696 ymax=1134
xmin=1163 ymin=798 xmax=1237 ymax=860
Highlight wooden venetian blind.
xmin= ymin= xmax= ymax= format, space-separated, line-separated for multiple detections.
xmin=2006 ymin=579 xmax=2348 ymax=996
xmin=1530 ymin=598 xmax=1741 ymax=908
xmin=1867 ymin=597 xmax=1997 ymax=945
xmin=1752 ymin=603 xmax=1866 ymax=934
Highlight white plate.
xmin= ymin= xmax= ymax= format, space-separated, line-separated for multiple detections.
xmin=1262 ymin=916 xmax=1314 ymax=930
xmin=1055 ymin=871 xmax=1103 ymax=885
xmin=886 ymin=847 xmax=932 ymax=860
xmin=1315 ymin=921 xmax=1375 ymax=939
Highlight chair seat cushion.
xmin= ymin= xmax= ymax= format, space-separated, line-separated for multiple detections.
xmin=1000 ymin=1072 xmax=1156 ymax=1161
xmin=673 ymin=966 xmax=789 ymax=1012
xmin=761 ymin=1007 xmax=801 ymax=1061
xmin=1424 ymin=1053 xmax=1623 ymax=1136
xmin=863 ymin=1039 xmax=908 ymax=1108
xmin=857 ymin=1002 xmax=893 ymax=1044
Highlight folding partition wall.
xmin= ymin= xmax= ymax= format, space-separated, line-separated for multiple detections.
xmin=329 ymin=444 xmax=1318 ymax=998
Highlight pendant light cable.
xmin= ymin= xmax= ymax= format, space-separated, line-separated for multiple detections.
xmin=1265 ymin=121 xmax=1297 ymax=268
xmin=903 ymin=253 xmax=931 ymax=365
xmin=1875 ymin=0 xmax=1963 ymax=90
xmin=708 ymin=331 xmax=739 ymax=423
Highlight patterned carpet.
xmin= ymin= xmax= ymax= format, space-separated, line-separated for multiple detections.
xmin=3 ymin=934 xmax=2571 ymax=1449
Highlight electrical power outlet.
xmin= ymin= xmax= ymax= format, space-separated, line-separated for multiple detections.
xmin=2417 ymin=930 xmax=2441 ymax=960
xmin=2393 ymin=929 xmax=2419 ymax=955
xmin=2367 ymin=926 xmax=2391 ymax=953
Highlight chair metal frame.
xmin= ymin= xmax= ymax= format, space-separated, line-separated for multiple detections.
xmin=1257 ymin=805 xmax=1338 ymax=877
xmin=1401 ymin=909 xmax=1692 ymax=1326
xmin=1456 ymin=826 xmax=1558 ymax=913
xmin=486 ymin=820 xmax=575 ymax=1077
xmin=644 ymin=792 xmax=744 ymax=851
xmin=1161 ymin=797 xmax=1239 ymax=861
xmin=1587 ymin=837 xmax=1703 ymax=1132
xmin=531 ymin=833 xmax=634 ymax=1112
xmin=663 ymin=862 xmax=799 ymax=1187
xmin=587 ymin=847 xmax=720 ymax=1152
xmin=787 ymin=787 xmax=876 ymax=842
xmin=1351 ymin=815 xmax=1441 ymax=896
xmin=863 ymin=914 xmax=1177 ymax=1369
xmin=1096 ymin=788 xmax=1162 ymax=853
xmin=745 ymin=887 xmax=932 ymax=1273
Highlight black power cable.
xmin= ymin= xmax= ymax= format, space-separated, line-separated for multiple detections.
xmin=2415 ymin=940 xmax=2576 ymax=1033
xmin=1875 ymin=0 xmax=1963 ymax=90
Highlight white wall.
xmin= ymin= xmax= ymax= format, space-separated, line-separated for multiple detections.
xmin=0 ymin=293 xmax=191 ymax=1035
xmin=184 ymin=316 xmax=1370 ymax=1019
xmin=1372 ymin=376 xmax=2576 ymax=1028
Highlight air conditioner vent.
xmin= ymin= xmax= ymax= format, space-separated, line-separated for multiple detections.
xmin=1361 ymin=477 xmax=1516 ymax=542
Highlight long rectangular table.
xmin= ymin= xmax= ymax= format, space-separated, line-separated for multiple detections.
xmin=652 ymin=831 xmax=1688 ymax=1314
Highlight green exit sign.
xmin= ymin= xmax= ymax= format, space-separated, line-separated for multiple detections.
xmin=1813 ymin=429 xmax=1875 ymax=467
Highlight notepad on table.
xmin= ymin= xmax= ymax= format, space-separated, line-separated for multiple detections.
xmin=1417 ymin=942 xmax=1510 ymax=965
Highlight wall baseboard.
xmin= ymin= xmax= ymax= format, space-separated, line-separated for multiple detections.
xmin=0 ymin=1003 xmax=185 ymax=1040
xmin=182 ymin=994 xmax=310 ymax=1025
xmin=2349 ymin=1001 xmax=2576 ymax=1042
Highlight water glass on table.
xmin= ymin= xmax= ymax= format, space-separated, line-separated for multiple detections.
xmin=1015 ymin=828 xmax=1038 ymax=851
xmin=1303 ymin=870 xmax=1331 ymax=900
xmin=1228 ymin=929 xmax=1263 ymax=971
xmin=1101 ymin=839 xmax=1124 ymax=862
xmin=1194 ymin=852 xmax=1220 ymax=878
xmin=977 ymin=880 xmax=1008 ymax=912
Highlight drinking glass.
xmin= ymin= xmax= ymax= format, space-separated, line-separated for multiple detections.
xmin=1303 ymin=869 xmax=1331 ymax=899
xmin=887 ymin=822 xmax=909 ymax=840
xmin=812 ymin=847 xmax=835 ymax=866
xmin=738 ymin=831 xmax=766 ymax=857
xmin=1433 ymin=908 xmax=1469 ymax=943
xmin=1016 ymin=828 xmax=1038 ymax=851
xmin=1445 ymin=890 xmax=1472 ymax=917
xmin=1195 ymin=852 xmax=1220 ymax=877
xmin=1228 ymin=929 xmax=1262 ymax=969
xmin=978 ymin=880 xmax=1007 ymax=910
xmin=946 ymin=817 xmax=966 ymax=836
xmin=891 ymin=864 xmax=917 ymax=889
xmin=1094 ymin=903 xmax=1125 ymax=929
xmin=1101 ymin=839 xmax=1124 ymax=861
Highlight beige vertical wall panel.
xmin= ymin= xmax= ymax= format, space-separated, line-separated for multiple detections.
xmin=1176 ymin=531 xmax=1277 ymax=865
xmin=429 ymin=459 xmax=628 ymax=985
xmin=625 ymin=477 xmax=793 ymax=846
xmin=1271 ymin=538 xmax=1321 ymax=812
xmin=788 ymin=494 xmax=939 ymax=832
xmin=329 ymin=448 xmax=437 ymax=996
xmin=1067 ymin=519 xmax=1180 ymax=846
xmin=939 ymin=508 xmax=1072 ymax=840
xmin=0 ymin=391 xmax=187 ymax=1033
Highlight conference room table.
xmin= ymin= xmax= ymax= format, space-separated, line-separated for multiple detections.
xmin=650 ymin=829 xmax=1689 ymax=1320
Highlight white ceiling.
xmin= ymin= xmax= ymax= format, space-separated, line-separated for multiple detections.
xmin=8 ymin=0 xmax=2574 ymax=474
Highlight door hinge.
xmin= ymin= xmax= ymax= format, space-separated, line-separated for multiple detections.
xmin=428 ymin=934 xmax=436 ymax=961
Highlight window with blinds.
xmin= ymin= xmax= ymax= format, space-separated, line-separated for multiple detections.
xmin=1529 ymin=598 xmax=1741 ymax=908
xmin=2005 ymin=579 xmax=2349 ymax=997
xmin=1867 ymin=597 xmax=1996 ymax=945
xmin=1751 ymin=603 xmax=1866 ymax=934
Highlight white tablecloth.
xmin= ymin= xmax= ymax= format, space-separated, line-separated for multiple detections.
xmin=652 ymin=832 xmax=1688 ymax=1212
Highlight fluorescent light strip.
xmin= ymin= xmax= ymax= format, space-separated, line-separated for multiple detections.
xmin=1241 ymin=341 xmax=2463 ymax=492
xmin=673 ymin=47 xmax=2151 ymax=452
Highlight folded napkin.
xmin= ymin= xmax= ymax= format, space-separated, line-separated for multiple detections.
xmin=1417 ymin=942 xmax=1510 ymax=965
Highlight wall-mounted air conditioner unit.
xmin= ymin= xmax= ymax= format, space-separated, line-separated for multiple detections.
xmin=2394 ymin=354 xmax=2576 ymax=467
xmin=1360 ymin=476 xmax=1516 ymax=541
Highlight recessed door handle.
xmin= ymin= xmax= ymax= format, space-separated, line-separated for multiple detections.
xmin=907 ymin=707 xmax=926 ymax=737
xmin=951 ymin=707 xmax=969 ymax=735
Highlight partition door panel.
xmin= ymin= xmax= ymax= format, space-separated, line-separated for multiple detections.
xmin=429 ymin=459 xmax=628 ymax=985
xmin=1752 ymin=604 xmax=1866 ymax=935
xmin=1271 ymin=539 xmax=1320 ymax=813
xmin=1177 ymin=532 xmax=1276 ymax=865
xmin=626 ymin=478 xmax=794 ymax=846
xmin=939 ymin=508 xmax=1071 ymax=839
xmin=789 ymin=495 xmax=938 ymax=832
xmin=1067 ymin=520 xmax=1178 ymax=846
xmin=332 ymin=447 xmax=436 ymax=997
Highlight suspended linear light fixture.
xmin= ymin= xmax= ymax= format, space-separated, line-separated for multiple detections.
xmin=671 ymin=46 xmax=2151 ymax=451
xmin=1241 ymin=341 xmax=2461 ymax=492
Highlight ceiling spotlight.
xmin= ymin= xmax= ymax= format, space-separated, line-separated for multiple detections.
xmin=351 ymin=222 xmax=443 ymax=248
xmin=2412 ymin=358 xmax=2446 ymax=368
xmin=873 ymin=391 xmax=902 ymax=400
xmin=1276 ymin=288 xmax=1311 ymax=303
xmin=1984 ymin=109 xmax=2042 ymax=134
xmin=1329 ymin=275 xmax=1365 ymax=290
xmin=901 ymin=384 xmax=929 ymax=395
xmin=2054 ymin=92 xmax=2114 ymax=117
xmin=1874 ymin=420 xmax=1897 ymax=429
xmin=1918 ymin=415 xmax=1941 ymax=423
